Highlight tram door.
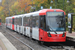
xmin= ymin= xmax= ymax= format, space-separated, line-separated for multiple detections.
xmin=39 ymin=15 xmax=46 ymax=37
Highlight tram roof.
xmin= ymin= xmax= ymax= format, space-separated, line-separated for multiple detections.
xmin=6 ymin=9 xmax=66 ymax=19
xmin=39 ymin=9 xmax=66 ymax=15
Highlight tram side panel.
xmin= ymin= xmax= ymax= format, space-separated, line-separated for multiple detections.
xmin=19 ymin=17 xmax=23 ymax=34
xmin=23 ymin=15 xmax=39 ymax=40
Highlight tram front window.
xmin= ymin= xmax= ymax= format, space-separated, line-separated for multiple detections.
xmin=46 ymin=12 xmax=65 ymax=31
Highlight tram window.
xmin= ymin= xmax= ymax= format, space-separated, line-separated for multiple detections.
xmin=15 ymin=18 xmax=16 ymax=25
xmin=40 ymin=15 xmax=46 ymax=30
xmin=30 ymin=16 xmax=33 ymax=27
xmin=17 ymin=18 xmax=18 ymax=25
xmin=19 ymin=17 xmax=22 ymax=26
xmin=28 ymin=17 xmax=30 ymax=26
xmin=9 ymin=19 xmax=10 ymax=24
xmin=23 ymin=17 xmax=26 ymax=26
xmin=8 ymin=19 xmax=9 ymax=24
xmin=32 ymin=16 xmax=36 ymax=27
xmin=18 ymin=18 xmax=20 ymax=25
xmin=10 ymin=19 xmax=11 ymax=24
xmin=23 ymin=16 xmax=28 ymax=26
xmin=21 ymin=17 xmax=22 ymax=25
xmin=9 ymin=19 xmax=11 ymax=23
xmin=19 ymin=17 xmax=20 ymax=25
xmin=16 ymin=18 xmax=17 ymax=25
xmin=35 ymin=16 xmax=39 ymax=27
xmin=12 ymin=18 xmax=14 ymax=24
xmin=40 ymin=17 xmax=44 ymax=28
xmin=10 ymin=19 xmax=12 ymax=23
xmin=31 ymin=16 xmax=39 ymax=27
xmin=44 ymin=16 xmax=46 ymax=29
xmin=25 ymin=17 xmax=27 ymax=26
xmin=25 ymin=17 xmax=30 ymax=26
xmin=14 ymin=18 xmax=15 ymax=25
xmin=19 ymin=17 xmax=21 ymax=26
xmin=17 ymin=18 xmax=19 ymax=25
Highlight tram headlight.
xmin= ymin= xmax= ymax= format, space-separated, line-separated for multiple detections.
xmin=48 ymin=32 xmax=51 ymax=37
xmin=62 ymin=32 xmax=65 ymax=37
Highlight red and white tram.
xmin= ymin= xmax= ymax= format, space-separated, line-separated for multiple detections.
xmin=6 ymin=9 xmax=66 ymax=42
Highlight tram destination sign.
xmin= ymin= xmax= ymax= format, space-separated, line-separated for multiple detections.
xmin=47 ymin=12 xmax=63 ymax=16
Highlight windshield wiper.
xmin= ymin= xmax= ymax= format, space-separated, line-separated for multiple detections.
xmin=49 ymin=26 xmax=57 ymax=34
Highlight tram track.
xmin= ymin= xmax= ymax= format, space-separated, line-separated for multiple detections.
xmin=1 ymin=24 xmax=34 ymax=50
xmin=1 ymin=23 xmax=75 ymax=50
xmin=1 ymin=23 xmax=51 ymax=50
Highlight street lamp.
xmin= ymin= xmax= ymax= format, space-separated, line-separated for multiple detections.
xmin=67 ymin=0 xmax=69 ymax=3
xmin=63 ymin=0 xmax=65 ymax=10
xmin=51 ymin=0 xmax=70 ymax=10
xmin=63 ymin=0 xmax=70 ymax=10
xmin=51 ymin=0 xmax=53 ymax=3
xmin=51 ymin=0 xmax=57 ymax=8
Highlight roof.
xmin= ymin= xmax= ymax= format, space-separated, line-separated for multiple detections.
xmin=6 ymin=9 xmax=66 ymax=19
xmin=39 ymin=9 xmax=66 ymax=15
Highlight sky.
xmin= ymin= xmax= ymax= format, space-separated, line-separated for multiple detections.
xmin=0 ymin=0 xmax=2 ymax=2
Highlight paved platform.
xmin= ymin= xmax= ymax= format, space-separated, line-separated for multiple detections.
xmin=0 ymin=32 xmax=17 ymax=50
xmin=66 ymin=31 xmax=75 ymax=38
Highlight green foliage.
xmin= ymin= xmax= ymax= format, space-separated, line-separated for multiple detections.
xmin=0 ymin=0 xmax=75 ymax=31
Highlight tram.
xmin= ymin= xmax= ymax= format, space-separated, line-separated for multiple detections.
xmin=6 ymin=9 xmax=66 ymax=42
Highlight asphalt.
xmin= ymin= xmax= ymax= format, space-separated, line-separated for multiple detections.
xmin=0 ymin=32 xmax=17 ymax=50
xmin=66 ymin=31 xmax=75 ymax=38
xmin=0 ymin=23 xmax=75 ymax=50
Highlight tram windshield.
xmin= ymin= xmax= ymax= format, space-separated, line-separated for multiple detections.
xmin=46 ymin=12 xmax=65 ymax=31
